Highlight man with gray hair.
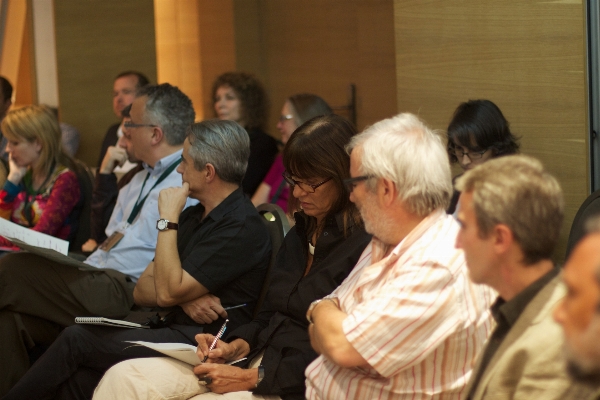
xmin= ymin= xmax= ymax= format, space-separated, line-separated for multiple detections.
xmin=0 ymin=82 xmax=197 ymax=395
xmin=554 ymin=215 xmax=600 ymax=398
xmin=305 ymin=113 xmax=494 ymax=399
xmin=4 ymin=119 xmax=271 ymax=399
xmin=454 ymin=155 xmax=594 ymax=400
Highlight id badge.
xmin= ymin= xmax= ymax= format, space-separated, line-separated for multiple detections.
xmin=99 ymin=231 xmax=125 ymax=251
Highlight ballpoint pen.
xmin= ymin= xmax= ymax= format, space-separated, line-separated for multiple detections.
xmin=223 ymin=303 xmax=247 ymax=311
xmin=202 ymin=319 xmax=228 ymax=362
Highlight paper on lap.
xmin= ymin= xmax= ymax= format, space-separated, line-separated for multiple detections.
xmin=0 ymin=218 xmax=69 ymax=255
xmin=125 ymin=341 xmax=202 ymax=365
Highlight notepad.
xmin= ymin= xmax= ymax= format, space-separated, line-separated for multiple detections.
xmin=123 ymin=341 xmax=248 ymax=366
xmin=75 ymin=317 xmax=149 ymax=329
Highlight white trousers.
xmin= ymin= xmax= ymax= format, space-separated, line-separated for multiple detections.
xmin=92 ymin=355 xmax=280 ymax=400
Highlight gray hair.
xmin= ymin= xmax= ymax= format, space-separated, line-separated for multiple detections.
xmin=346 ymin=113 xmax=452 ymax=217
xmin=136 ymin=83 xmax=195 ymax=146
xmin=456 ymin=155 xmax=564 ymax=265
xmin=186 ymin=119 xmax=250 ymax=185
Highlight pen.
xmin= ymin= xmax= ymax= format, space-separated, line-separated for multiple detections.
xmin=223 ymin=303 xmax=247 ymax=311
xmin=202 ymin=319 xmax=228 ymax=362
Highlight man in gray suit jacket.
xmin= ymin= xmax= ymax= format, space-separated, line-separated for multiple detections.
xmin=454 ymin=155 xmax=594 ymax=400
xmin=554 ymin=215 xmax=600 ymax=399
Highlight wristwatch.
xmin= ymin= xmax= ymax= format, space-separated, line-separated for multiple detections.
xmin=255 ymin=365 xmax=265 ymax=387
xmin=156 ymin=218 xmax=178 ymax=231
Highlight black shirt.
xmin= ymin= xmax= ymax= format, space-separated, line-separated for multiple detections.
xmin=242 ymin=128 xmax=278 ymax=196
xmin=466 ymin=267 xmax=560 ymax=400
xmin=172 ymin=188 xmax=271 ymax=335
xmin=227 ymin=212 xmax=372 ymax=399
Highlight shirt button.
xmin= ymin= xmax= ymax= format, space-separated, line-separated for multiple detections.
xmin=323 ymin=232 xmax=328 ymax=236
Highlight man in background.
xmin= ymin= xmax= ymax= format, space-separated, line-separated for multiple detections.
xmin=97 ymin=70 xmax=149 ymax=168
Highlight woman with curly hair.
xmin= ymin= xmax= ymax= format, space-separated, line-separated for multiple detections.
xmin=446 ymin=99 xmax=520 ymax=213
xmin=212 ymin=72 xmax=278 ymax=195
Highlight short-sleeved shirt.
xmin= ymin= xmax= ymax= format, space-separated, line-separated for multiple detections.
xmin=174 ymin=187 xmax=271 ymax=334
xmin=305 ymin=210 xmax=495 ymax=400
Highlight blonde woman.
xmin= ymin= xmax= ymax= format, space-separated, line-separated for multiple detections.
xmin=0 ymin=105 xmax=81 ymax=245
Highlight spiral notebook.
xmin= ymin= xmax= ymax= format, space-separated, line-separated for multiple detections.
xmin=75 ymin=317 xmax=149 ymax=329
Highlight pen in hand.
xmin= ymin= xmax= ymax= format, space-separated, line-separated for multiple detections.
xmin=223 ymin=303 xmax=247 ymax=311
xmin=202 ymin=318 xmax=228 ymax=363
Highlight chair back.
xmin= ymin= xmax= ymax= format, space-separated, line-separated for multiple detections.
xmin=70 ymin=159 xmax=94 ymax=250
xmin=254 ymin=203 xmax=291 ymax=317
xmin=565 ymin=188 xmax=600 ymax=259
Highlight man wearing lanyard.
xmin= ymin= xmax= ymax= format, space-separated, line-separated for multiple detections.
xmin=0 ymin=83 xmax=196 ymax=395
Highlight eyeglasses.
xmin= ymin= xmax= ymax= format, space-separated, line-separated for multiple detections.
xmin=282 ymin=172 xmax=332 ymax=193
xmin=123 ymin=121 xmax=158 ymax=129
xmin=278 ymin=114 xmax=294 ymax=123
xmin=343 ymin=175 xmax=373 ymax=192
xmin=451 ymin=147 xmax=488 ymax=160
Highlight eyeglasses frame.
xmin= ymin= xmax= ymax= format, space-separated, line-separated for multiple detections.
xmin=282 ymin=172 xmax=332 ymax=193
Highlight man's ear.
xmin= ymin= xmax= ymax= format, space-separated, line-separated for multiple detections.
xmin=492 ymin=224 xmax=514 ymax=255
xmin=204 ymin=163 xmax=216 ymax=182
xmin=379 ymin=178 xmax=398 ymax=207
xmin=150 ymin=126 xmax=164 ymax=145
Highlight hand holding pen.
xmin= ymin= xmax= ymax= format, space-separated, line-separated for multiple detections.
xmin=202 ymin=319 xmax=229 ymax=363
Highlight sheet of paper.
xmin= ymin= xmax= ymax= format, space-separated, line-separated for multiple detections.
xmin=8 ymin=238 xmax=95 ymax=270
xmin=0 ymin=218 xmax=69 ymax=255
xmin=125 ymin=341 xmax=202 ymax=365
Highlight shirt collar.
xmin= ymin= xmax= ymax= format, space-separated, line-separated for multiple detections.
xmin=202 ymin=187 xmax=245 ymax=222
xmin=143 ymin=149 xmax=182 ymax=176
xmin=494 ymin=266 xmax=560 ymax=327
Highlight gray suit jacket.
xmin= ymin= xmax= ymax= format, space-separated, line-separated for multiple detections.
xmin=466 ymin=276 xmax=595 ymax=400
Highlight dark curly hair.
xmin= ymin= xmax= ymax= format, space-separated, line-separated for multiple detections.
xmin=211 ymin=72 xmax=269 ymax=131
xmin=447 ymin=99 xmax=520 ymax=163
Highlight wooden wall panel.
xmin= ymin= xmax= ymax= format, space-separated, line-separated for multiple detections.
xmin=393 ymin=0 xmax=587 ymax=260
xmin=54 ymin=0 xmax=156 ymax=165
xmin=154 ymin=0 xmax=236 ymax=122
xmin=234 ymin=0 xmax=397 ymax=137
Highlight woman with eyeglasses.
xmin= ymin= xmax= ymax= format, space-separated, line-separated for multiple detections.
xmin=251 ymin=93 xmax=332 ymax=212
xmin=446 ymin=99 xmax=520 ymax=213
xmin=0 ymin=105 xmax=82 ymax=248
xmin=212 ymin=72 xmax=278 ymax=196
xmin=92 ymin=114 xmax=372 ymax=400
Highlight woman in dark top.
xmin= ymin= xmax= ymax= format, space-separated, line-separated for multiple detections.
xmin=212 ymin=72 xmax=278 ymax=195
xmin=446 ymin=99 xmax=520 ymax=213
xmin=92 ymin=114 xmax=372 ymax=400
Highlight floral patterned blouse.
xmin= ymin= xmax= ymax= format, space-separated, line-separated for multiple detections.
xmin=0 ymin=164 xmax=81 ymax=247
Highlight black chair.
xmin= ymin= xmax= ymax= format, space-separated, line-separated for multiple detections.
xmin=565 ymin=188 xmax=600 ymax=259
xmin=70 ymin=160 xmax=95 ymax=252
xmin=254 ymin=203 xmax=291 ymax=317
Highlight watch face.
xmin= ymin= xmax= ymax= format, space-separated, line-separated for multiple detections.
xmin=157 ymin=219 xmax=168 ymax=230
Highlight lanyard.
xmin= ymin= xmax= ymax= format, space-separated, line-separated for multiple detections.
xmin=127 ymin=158 xmax=181 ymax=225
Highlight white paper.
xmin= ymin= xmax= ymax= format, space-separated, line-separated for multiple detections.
xmin=0 ymin=217 xmax=69 ymax=255
xmin=125 ymin=341 xmax=202 ymax=365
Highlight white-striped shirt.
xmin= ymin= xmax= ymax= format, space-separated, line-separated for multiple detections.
xmin=305 ymin=210 xmax=495 ymax=400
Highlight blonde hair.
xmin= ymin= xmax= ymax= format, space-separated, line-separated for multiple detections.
xmin=1 ymin=105 xmax=69 ymax=177
xmin=456 ymin=155 xmax=564 ymax=264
